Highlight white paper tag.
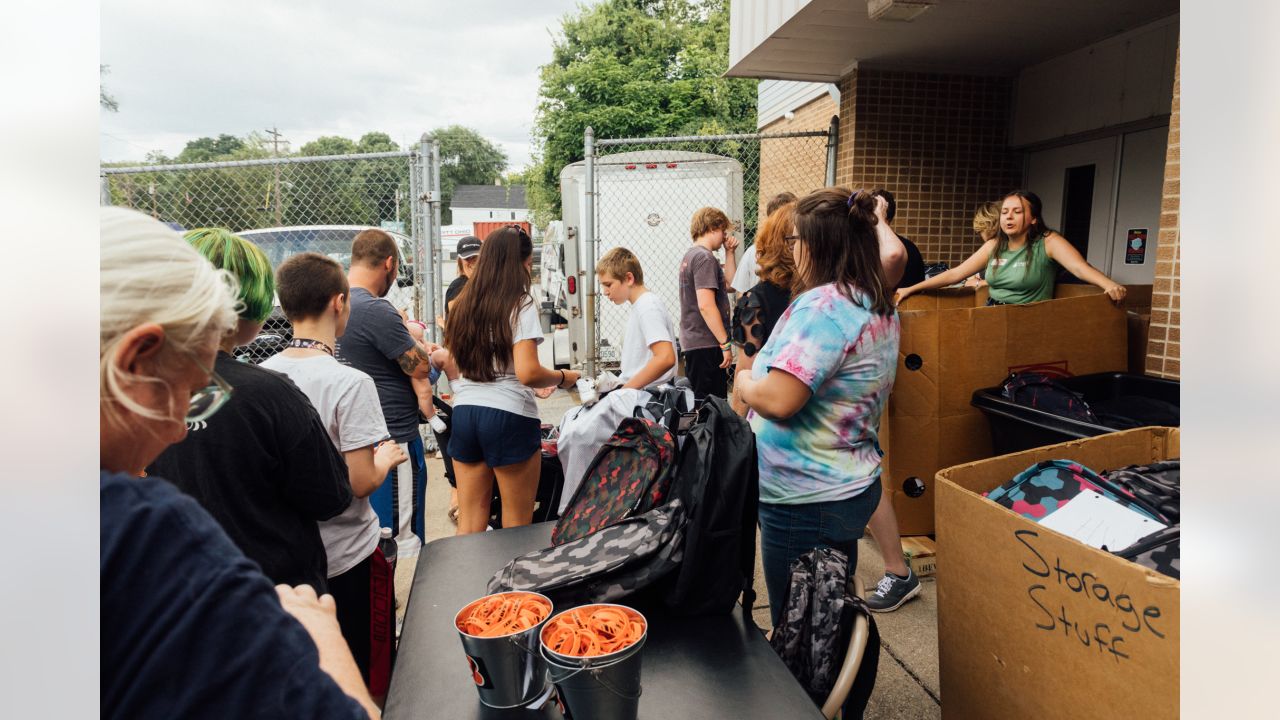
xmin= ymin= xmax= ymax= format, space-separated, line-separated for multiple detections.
xmin=1039 ymin=489 xmax=1167 ymax=550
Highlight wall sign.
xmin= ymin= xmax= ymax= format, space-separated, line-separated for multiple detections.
xmin=1125 ymin=228 xmax=1148 ymax=265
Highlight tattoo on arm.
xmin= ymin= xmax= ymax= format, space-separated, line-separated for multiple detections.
xmin=397 ymin=343 xmax=430 ymax=375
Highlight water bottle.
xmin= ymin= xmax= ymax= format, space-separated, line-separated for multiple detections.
xmin=379 ymin=527 xmax=397 ymax=575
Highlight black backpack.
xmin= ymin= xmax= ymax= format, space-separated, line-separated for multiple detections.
xmin=660 ymin=395 xmax=760 ymax=617
xmin=489 ymin=394 xmax=757 ymax=616
xmin=1001 ymin=371 xmax=1099 ymax=424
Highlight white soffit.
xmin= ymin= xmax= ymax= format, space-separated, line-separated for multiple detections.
xmin=727 ymin=0 xmax=1180 ymax=81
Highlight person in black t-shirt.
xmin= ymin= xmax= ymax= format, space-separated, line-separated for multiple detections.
xmin=149 ymin=229 xmax=353 ymax=592
xmin=864 ymin=189 xmax=925 ymax=612
xmin=872 ymin=189 xmax=926 ymax=288
xmin=444 ymin=234 xmax=481 ymax=320
xmin=730 ymin=199 xmax=797 ymax=416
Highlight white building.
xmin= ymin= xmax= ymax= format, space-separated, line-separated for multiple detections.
xmin=449 ymin=185 xmax=530 ymax=226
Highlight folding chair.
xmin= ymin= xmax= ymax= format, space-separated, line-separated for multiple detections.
xmin=820 ymin=583 xmax=872 ymax=719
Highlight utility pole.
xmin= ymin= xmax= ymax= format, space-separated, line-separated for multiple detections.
xmin=265 ymin=126 xmax=287 ymax=226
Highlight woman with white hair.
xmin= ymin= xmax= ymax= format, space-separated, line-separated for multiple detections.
xmin=99 ymin=207 xmax=378 ymax=719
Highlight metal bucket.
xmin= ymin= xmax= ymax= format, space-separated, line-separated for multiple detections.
xmin=454 ymin=591 xmax=554 ymax=709
xmin=540 ymin=604 xmax=647 ymax=720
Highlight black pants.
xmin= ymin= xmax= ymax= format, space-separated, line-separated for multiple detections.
xmin=682 ymin=346 xmax=729 ymax=399
xmin=328 ymin=547 xmax=396 ymax=696
xmin=432 ymin=396 xmax=456 ymax=488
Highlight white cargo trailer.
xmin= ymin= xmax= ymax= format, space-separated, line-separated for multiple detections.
xmin=541 ymin=150 xmax=745 ymax=369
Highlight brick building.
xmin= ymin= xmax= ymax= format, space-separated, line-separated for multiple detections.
xmin=730 ymin=0 xmax=1180 ymax=378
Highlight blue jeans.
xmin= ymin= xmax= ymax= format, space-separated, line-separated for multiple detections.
xmin=757 ymin=479 xmax=882 ymax=628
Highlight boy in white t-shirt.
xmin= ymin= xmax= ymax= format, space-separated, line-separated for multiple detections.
xmin=597 ymin=247 xmax=677 ymax=389
xmin=262 ymin=251 xmax=408 ymax=707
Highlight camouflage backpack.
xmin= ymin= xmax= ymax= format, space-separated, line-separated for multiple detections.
xmin=550 ymin=417 xmax=677 ymax=546
xmin=487 ymin=500 xmax=686 ymax=607
xmin=1105 ymin=460 xmax=1180 ymax=578
xmin=770 ymin=546 xmax=880 ymax=719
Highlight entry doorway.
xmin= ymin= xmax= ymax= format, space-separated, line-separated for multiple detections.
xmin=1025 ymin=126 xmax=1168 ymax=284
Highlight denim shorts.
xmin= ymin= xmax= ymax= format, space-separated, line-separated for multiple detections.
xmin=447 ymin=405 xmax=541 ymax=468
xmin=757 ymin=478 xmax=883 ymax=628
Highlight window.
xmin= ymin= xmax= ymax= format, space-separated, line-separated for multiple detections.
xmin=511 ymin=212 xmax=516 ymax=220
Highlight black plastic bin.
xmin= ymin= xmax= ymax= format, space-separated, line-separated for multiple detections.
xmin=972 ymin=372 xmax=1180 ymax=455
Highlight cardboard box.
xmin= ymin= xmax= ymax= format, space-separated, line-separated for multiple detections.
xmin=936 ymin=427 xmax=1179 ymax=720
xmin=1056 ymin=282 xmax=1153 ymax=312
xmin=884 ymin=286 xmax=1129 ymax=535
xmin=1127 ymin=311 xmax=1153 ymax=375
xmin=901 ymin=536 xmax=937 ymax=578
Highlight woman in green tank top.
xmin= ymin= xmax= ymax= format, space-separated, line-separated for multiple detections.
xmin=895 ymin=190 xmax=1126 ymax=306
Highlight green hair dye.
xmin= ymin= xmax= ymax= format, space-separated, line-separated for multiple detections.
xmin=184 ymin=228 xmax=275 ymax=323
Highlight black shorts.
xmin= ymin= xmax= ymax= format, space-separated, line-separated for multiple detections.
xmin=682 ymin=346 xmax=729 ymax=399
xmin=449 ymin=405 xmax=541 ymax=467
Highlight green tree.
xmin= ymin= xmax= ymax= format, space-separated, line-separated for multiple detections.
xmin=100 ymin=65 xmax=119 ymax=112
xmin=428 ymin=125 xmax=509 ymax=224
xmin=299 ymin=135 xmax=358 ymax=157
xmin=527 ymin=0 xmax=757 ymax=223
xmin=295 ymin=133 xmax=405 ymax=227
xmin=176 ymin=134 xmax=247 ymax=163
xmin=356 ymin=132 xmax=400 ymax=154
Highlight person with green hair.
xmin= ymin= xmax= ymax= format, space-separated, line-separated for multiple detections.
xmin=149 ymin=228 xmax=355 ymax=595
xmin=183 ymin=227 xmax=277 ymax=350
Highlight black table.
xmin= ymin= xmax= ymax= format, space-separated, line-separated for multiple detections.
xmin=384 ymin=522 xmax=824 ymax=719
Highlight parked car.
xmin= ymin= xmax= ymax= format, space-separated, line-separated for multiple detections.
xmin=234 ymin=225 xmax=416 ymax=363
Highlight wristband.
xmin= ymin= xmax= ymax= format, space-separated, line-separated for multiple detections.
xmin=558 ymin=369 xmax=566 ymax=388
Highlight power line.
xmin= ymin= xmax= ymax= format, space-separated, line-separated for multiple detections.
xmin=265 ymin=126 xmax=290 ymax=225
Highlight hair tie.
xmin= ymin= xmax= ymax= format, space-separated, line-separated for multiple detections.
xmin=846 ymin=190 xmax=859 ymax=208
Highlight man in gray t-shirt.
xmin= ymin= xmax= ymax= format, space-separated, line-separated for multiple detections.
xmin=678 ymin=207 xmax=738 ymax=398
xmin=335 ymin=229 xmax=439 ymax=557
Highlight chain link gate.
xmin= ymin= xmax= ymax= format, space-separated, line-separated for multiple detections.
xmin=101 ymin=139 xmax=446 ymax=363
xmin=573 ymin=120 xmax=837 ymax=376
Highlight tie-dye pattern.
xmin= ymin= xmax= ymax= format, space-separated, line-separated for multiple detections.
xmin=748 ymin=283 xmax=901 ymax=504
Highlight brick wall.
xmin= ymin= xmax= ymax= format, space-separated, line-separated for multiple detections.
xmin=836 ymin=68 xmax=1025 ymax=266
xmin=758 ymin=91 xmax=838 ymax=219
xmin=1146 ymin=47 xmax=1180 ymax=379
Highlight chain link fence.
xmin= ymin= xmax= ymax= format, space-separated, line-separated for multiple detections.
xmin=575 ymin=123 xmax=835 ymax=373
xmin=102 ymin=145 xmax=445 ymax=363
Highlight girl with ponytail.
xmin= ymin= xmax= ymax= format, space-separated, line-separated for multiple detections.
xmin=735 ymin=187 xmax=904 ymax=628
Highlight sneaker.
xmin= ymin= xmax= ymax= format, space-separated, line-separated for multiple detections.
xmin=865 ymin=569 xmax=921 ymax=612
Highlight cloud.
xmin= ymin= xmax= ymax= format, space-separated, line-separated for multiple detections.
xmin=100 ymin=0 xmax=583 ymax=169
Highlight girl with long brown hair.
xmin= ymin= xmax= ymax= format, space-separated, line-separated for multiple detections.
xmin=896 ymin=190 xmax=1126 ymax=305
xmin=734 ymin=188 xmax=903 ymax=629
xmin=444 ymin=225 xmax=580 ymax=534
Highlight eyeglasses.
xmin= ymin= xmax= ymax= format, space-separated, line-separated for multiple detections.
xmin=185 ymin=353 xmax=234 ymax=424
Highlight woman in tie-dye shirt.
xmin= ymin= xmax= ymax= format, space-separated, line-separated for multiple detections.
xmin=735 ymin=188 xmax=903 ymax=626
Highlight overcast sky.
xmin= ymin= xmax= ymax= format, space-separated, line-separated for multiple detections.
xmin=100 ymin=0 xmax=587 ymax=170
